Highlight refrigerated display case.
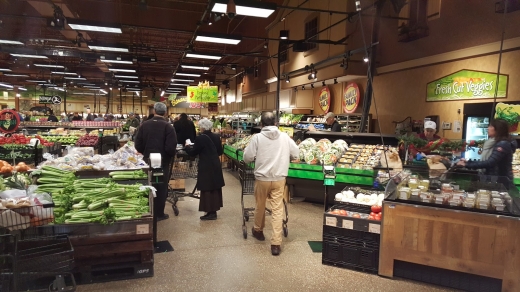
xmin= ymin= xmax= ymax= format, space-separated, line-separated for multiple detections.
xmin=464 ymin=116 xmax=489 ymax=160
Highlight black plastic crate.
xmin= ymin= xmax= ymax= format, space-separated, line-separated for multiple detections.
xmin=16 ymin=234 xmax=74 ymax=274
xmin=322 ymin=225 xmax=380 ymax=272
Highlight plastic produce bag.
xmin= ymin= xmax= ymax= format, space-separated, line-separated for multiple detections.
xmin=0 ymin=210 xmax=30 ymax=230
xmin=0 ymin=189 xmax=28 ymax=200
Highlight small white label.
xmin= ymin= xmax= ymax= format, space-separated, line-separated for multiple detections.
xmin=325 ymin=216 xmax=337 ymax=227
xmin=368 ymin=223 xmax=381 ymax=234
xmin=136 ymin=224 xmax=149 ymax=235
xmin=342 ymin=219 xmax=353 ymax=229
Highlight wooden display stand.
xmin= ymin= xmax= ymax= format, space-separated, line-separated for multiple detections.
xmin=379 ymin=201 xmax=520 ymax=292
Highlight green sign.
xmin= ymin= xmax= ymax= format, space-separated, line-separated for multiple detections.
xmin=187 ymin=85 xmax=218 ymax=103
xmin=426 ymin=70 xmax=508 ymax=101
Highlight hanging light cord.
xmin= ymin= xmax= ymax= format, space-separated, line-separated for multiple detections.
xmin=491 ymin=0 xmax=509 ymax=118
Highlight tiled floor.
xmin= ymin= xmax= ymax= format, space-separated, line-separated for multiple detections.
xmin=79 ymin=170 xmax=455 ymax=292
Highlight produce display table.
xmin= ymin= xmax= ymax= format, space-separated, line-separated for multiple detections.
xmin=379 ymin=201 xmax=520 ymax=292
xmin=22 ymin=170 xmax=154 ymax=284
xmin=223 ymin=144 xmax=377 ymax=203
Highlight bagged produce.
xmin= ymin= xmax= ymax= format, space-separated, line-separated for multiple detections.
xmin=304 ymin=149 xmax=319 ymax=165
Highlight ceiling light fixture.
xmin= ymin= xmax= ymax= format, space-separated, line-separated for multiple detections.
xmin=10 ymin=54 xmax=48 ymax=59
xmin=88 ymin=45 xmax=129 ymax=52
xmin=26 ymin=80 xmax=46 ymax=83
xmin=170 ymin=83 xmax=190 ymax=86
xmin=100 ymin=59 xmax=133 ymax=64
xmin=64 ymin=77 xmax=87 ymax=80
xmin=285 ymin=76 xmax=290 ymax=83
xmin=185 ymin=53 xmax=221 ymax=60
xmin=322 ymin=81 xmax=326 ymax=87
xmin=0 ymin=40 xmax=24 ymax=45
xmin=301 ymin=85 xmax=305 ymax=90
xmin=83 ymin=85 xmax=101 ymax=88
xmin=195 ymin=33 xmax=242 ymax=45
xmin=120 ymin=80 xmax=140 ymax=83
xmin=115 ymin=75 xmax=139 ymax=79
xmin=334 ymin=78 xmax=338 ymax=84
xmin=18 ymin=87 xmax=27 ymax=91
xmin=180 ymin=65 xmax=210 ymax=70
xmin=0 ymin=68 xmax=12 ymax=72
xmin=176 ymin=73 xmax=201 ymax=77
xmin=4 ymin=74 xmax=29 ymax=77
xmin=51 ymin=71 xmax=77 ymax=75
xmin=100 ymin=89 xmax=108 ymax=94
xmin=68 ymin=20 xmax=122 ymax=34
xmin=211 ymin=0 xmax=276 ymax=18
xmin=363 ymin=56 xmax=369 ymax=63
xmin=108 ymin=68 xmax=136 ymax=73
xmin=87 ymin=87 xmax=102 ymax=90
xmin=171 ymin=79 xmax=195 ymax=82
xmin=279 ymin=30 xmax=289 ymax=40
xmin=34 ymin=64 xmax=64 ymax=68
xmin=0 ymin=83 xmax=13 ymax=89
xmin=161 ymin=91 xmax=165 ymax=97
xmin=311 ymin=83 xmax=314 ymax=89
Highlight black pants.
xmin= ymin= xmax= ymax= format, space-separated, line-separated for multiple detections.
xmin=153 ymin=163 xmax=170 ymax=217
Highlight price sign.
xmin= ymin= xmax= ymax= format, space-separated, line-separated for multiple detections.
xmin=368 ymin=223 xmax=381 ymax=234
xmin=342 ymin=219 xmax=353 ymax=229
xmin=325 ymin=216 xmax=337 ymax=227
xmin=136 ymin=224 xmax=150 ymax=235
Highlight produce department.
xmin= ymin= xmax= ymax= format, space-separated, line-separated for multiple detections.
xmin=1 ymin=1 xmax=520 ymax=292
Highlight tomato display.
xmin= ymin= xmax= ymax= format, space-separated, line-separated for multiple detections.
xmin=0 ymin=134 xmax=53 ymax=147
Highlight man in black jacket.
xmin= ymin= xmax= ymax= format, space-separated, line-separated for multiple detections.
xmin=135 ymin=102 xmax=178 ymax=221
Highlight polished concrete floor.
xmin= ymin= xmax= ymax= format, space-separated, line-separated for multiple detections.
xmin=79 ymin=170 xmax=456 ymax=292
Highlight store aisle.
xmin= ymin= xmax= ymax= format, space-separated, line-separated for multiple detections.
xmin=79 ymin=171 xmax=455 ymax=292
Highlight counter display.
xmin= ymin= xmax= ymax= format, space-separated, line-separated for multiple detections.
xmin=379 ymin=171 xmax=520 ymax=292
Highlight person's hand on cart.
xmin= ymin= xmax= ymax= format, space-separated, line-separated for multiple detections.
xmin=456 ymin=158 xmax=466 ymax=167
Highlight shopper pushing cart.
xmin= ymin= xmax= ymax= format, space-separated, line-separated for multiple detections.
xmin=243 ymin=112 xmax=299 ymax=256
xmin=168 ymin=118 xmax=225 ymax=220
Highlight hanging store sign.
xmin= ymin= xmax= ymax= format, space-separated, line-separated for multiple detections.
xmin=187 ymin=81 xmax=219 ymax=103
xmin=318 ymin=87 xmax=331 ymax=113
xmin=426 ymin=70 xmax=508 ymax=102
xmin=343 ymin=83 xmax=360 ymax=113
xmin=39 ymin=95 xmax=62 ymax=105
xmin=0 ymin=109 xmax=21 ymax=133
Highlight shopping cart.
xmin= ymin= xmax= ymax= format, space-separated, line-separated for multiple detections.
xmin=166 ymin=148 xmax=200 ymax=216
xmin=238 ymin=161 xmax=288 ymax=239
xmin=0 ymin=233 xmax=76 ymax=292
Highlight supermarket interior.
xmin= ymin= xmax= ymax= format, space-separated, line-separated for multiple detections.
xmin=1 ymin=0 xmax=520 ymax=291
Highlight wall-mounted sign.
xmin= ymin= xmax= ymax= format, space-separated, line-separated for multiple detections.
xmin=39 ymin=95 xmax=62 ymax=105
xmin=318 ymin=87 xmax=331 ymax=113
xmin=0 ymin=109 xmax=21 ymax=133
xmin=343 ymin=83 xmax=360 ymax=113
xmin=426 ymin=70 xmax=508 ymax=102
xmin=187 ymin=81 xmax=218 ymax=103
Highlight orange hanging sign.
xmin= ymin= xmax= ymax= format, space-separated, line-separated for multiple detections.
xmin=343 ymin=83 xmax=360 ymax=113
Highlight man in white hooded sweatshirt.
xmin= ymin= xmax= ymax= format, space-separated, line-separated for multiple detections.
xmin=243 ymin=112 xmax=299 ymax=256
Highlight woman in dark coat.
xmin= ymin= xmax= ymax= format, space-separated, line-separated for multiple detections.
xmin=185 ymin=118 xmax=225 ymax=220
xmin=174 ymin=113 xmax=197 ymax=145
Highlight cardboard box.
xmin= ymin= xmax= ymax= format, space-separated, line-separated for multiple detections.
xmin=169 ymin=179 xmax=185 ymax=190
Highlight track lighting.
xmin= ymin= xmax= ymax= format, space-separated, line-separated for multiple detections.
xmin=285 ymin=76 xmax=290 ymax=83
xmin=363 ymin=56 xmax=369 ymax=63
xmin=293 ymin=87 xmax=297 ymax=92
xmin=322 ymin=81 xmax=326 ymax=87
xmin=279 ymin=30 xmax=289 ymax=40
xmin=311 ymin=83 xmax=314 ymax=89
xmin=334 ymin=78 xmax=338 ymax=84
xmin=301 ymin=85 xmax=305 ymax=90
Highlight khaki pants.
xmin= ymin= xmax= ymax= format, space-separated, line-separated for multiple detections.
xmin=253 ymin=179 xmax=286 ymax=245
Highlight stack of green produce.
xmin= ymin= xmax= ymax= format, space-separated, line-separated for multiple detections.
xmin=42 ymin=135 xmax=80 ymax=145
xmin=109 ymin=169 xmax=148 ymax=180
xmin=34 ymin=166 xmax=150 ymax=224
